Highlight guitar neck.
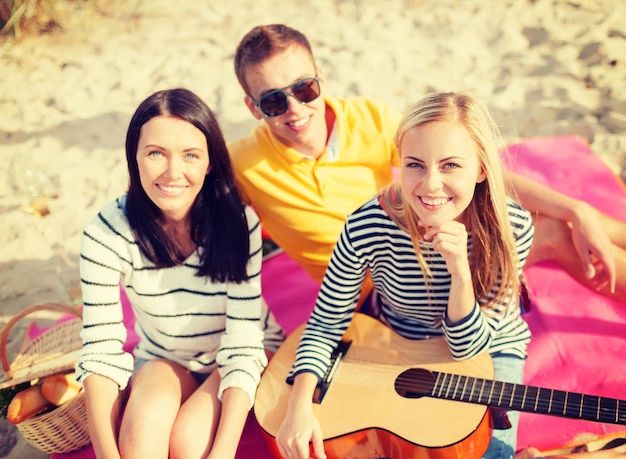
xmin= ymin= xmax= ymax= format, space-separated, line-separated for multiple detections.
xmin=397 ymin=368 xmax=626 ymax=426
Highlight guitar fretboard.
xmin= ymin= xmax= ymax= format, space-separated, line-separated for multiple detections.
xmin=395 ymin=368 xmax=626 ymax=425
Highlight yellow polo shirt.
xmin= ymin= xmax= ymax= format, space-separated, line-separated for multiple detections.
xmin=228 ymin=96 xmax=401 ymax=283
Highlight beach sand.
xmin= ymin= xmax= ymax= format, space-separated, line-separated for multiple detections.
xmin=0 ymin=0 xmax=625 ymax=457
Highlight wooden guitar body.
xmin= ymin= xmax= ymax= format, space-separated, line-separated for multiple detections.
xmin=254 ymin=313 xmax=494 ymax=459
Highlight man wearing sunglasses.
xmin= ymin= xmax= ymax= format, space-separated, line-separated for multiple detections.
xmin=228 ymin=23 xmax=622 ymax=300
xmin=230 ymin=24 xmax=401 ymax=287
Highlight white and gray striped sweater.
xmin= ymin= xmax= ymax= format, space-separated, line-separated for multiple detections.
xmin=290 ymin=196 xmax=534 ymax=382
xmin=77 ymin=196 xmax=281 ymax=406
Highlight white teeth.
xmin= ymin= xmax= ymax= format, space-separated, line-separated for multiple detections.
xmin=288 ymin=118 xmax=307 ymax=127
xmin=159 ymin=185 xmax=185 ymax=194
xmin=421 ymin=197 xmax=448 ymax=206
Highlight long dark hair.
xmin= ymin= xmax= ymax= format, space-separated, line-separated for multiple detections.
xmin=125 ymin=88 xmax=250 ymax=283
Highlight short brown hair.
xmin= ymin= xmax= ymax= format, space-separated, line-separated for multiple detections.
xmin=234 ymin=24 xmax=314 ymax=95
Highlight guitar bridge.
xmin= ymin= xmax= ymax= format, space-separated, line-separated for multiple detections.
xmin=313 ymin=339 xmax=352 ymax=404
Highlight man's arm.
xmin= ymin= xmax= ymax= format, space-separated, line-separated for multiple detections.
xmin=505 ymin=170 xmax=616 ymax=293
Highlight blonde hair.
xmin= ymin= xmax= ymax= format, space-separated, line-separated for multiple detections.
xmin=381 ymin=92 xmax=519 ymax=306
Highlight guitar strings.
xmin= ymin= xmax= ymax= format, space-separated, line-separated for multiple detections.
xmin=324 ymin=347 xmax=625 ymax=424
xmin=392 ymin=372 xmax=626 ymax=424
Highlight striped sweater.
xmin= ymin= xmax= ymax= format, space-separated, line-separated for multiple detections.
xmin=77 ymin=196 xmax=282 ymax=406
xmin=289 ymin=196 xmax=534 ymax=382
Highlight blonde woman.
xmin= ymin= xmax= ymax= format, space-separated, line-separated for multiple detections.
xmin=277 ymin=92 xmax=534 ymax=459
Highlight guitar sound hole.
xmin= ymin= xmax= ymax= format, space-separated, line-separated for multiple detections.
xmin=394 ymin=368 xmax=436 ymax=399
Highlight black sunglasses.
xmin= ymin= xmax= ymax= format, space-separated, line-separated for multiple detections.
xmin=252 ymin=77 xmax=321 ymax=118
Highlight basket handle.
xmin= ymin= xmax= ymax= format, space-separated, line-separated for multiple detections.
xmin=0 ymin=303 xmax=83 ymax=378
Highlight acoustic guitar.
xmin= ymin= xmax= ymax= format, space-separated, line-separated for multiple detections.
xmin=254 ymin=313 xmax=626 ymax=459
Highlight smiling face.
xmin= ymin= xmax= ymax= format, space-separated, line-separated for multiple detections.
xmin=136 ymin=115 xmax=209 ymax=222
xmin=243 ymin=45 xmax=329 ymax=157
xmin=399 ymin=120 xmax=486 ymax=227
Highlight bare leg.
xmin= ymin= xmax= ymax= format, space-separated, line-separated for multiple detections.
xmin=597 ymin=212 xmax=626 ymax=250
xmin=118 ymin=360 xmax=198 ymax=459
xmin=169 ymin=371 xmax=222 ymax=459
xmin=515 ymin=447 xmax=543 ymax=459
xmin=527 ymin=215 xmax=626 ymax=301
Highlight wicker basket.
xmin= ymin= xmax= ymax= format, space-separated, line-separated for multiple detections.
xmin=0 ymin=302 xmax=91 ymax=454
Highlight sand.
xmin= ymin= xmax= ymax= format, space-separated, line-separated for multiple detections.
xmin=0 ymin=0 xmax=625 ymax=457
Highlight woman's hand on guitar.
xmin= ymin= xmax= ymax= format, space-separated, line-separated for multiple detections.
xmin=276 ymin=405 xmax=326 ymax=459
xmin=276 ymin=372 xmax=327 ymax=459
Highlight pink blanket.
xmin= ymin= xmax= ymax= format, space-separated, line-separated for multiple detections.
xmin=52 ymin=136 xmax=626 ymax=458
xmin=507 ymin=137 xmax=626 ymax=451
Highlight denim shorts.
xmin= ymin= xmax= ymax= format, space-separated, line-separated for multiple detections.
xmin=133 ymin=358 xmax=211 ymax=385
xmin=482 ymin=354 xmax=525 ymax=459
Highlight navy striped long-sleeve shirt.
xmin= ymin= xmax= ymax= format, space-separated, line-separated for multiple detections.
xmin=289 ymin=195 xmax=534 ymax=382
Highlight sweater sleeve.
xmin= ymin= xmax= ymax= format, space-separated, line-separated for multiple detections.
xmin=287 ymin=222 xmax=366 ymax=382
xmin=216 ymin=207 xmax=268 ymax=408
xmin=441 ymin=199 xmax=534 ymax=360
xmin=76 ymin=202 xmax=134 ymax=389
xmin=441 ymin=303 xmax=491 ymax=360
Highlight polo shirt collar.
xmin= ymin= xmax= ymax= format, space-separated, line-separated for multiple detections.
xmin=268 ymin=96 xmax=341 ymax=165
